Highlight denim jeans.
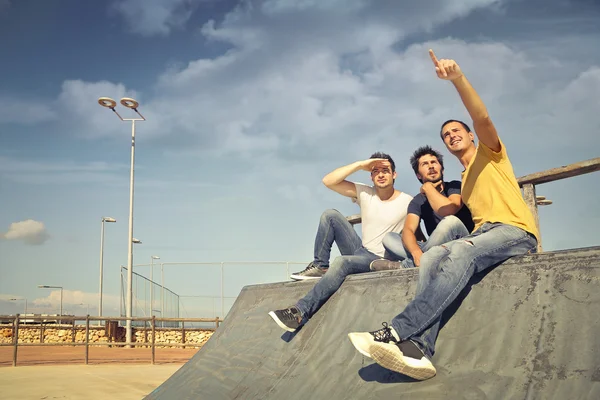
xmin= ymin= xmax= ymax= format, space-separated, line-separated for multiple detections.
xmin=296 ymin=246 xmax=379 ymax=319
xmin=390 ymin=222 xmax=537 ymax=359
xmin=312 ymin=209 xmax=362 ymax=268
xmin=382 ymin=216 xmax=470 ymax=269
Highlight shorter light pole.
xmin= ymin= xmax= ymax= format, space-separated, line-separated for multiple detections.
xmin=99 ymin=216 xmax=116 ymax=320
xmin=38 ymin=285 xmax=63 ymax=323
xmin=9 ymin=298 xmax=27 ymax=315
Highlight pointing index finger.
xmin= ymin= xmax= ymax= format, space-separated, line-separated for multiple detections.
xmin=429 ymin=49 xmax=439 ymax=66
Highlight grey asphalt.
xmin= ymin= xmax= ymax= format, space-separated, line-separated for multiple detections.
xmin=145 ymin=246 xmax=600 ymax=400
xmin=0 ymin=364 xmax=182 ymax=400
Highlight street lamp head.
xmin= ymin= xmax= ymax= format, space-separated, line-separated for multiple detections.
xmin=120 ymin=97 xmax=139 ymax=110
xmin=132 ymin=238 xmax=142 ymax=244
xmin=38 ymin=285 xmax=49 ymax=288
xmin=151 ymin=255 xmax=160 ymax=260
xmin=98 ymin=97 xmax=117 ymax=109
xmin=102 ymin=217 xmax=117 ymax=223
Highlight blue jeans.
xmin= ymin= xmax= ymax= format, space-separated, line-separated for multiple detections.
xmin=382 ymin=216 xmax=470 ymax=269
xmin=296 ymin=247 xmax=379 ymax=319
xmin=390 ymin=223 xmax=537 ymax=358
xmin=312 ymin=209 xmax=362 ymax=268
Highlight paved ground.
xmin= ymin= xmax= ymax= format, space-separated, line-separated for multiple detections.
xmin=0 ymin=347 xmax=198 ymax=399
xmin=0 ymin=364 xmax=184 ymax=399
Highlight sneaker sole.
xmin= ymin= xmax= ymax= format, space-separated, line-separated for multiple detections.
xmin=289 ymin=274 xmax=323 ymax=281
xmin=268 ymin=311 xmax=297 ymax=333
xmin=347 ymin=333 xmax=372 ymax=358
xmin=370 ymin=342 xmax=436 ymax=380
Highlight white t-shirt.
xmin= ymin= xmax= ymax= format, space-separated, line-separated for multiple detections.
xmin=354 ymin=182 xmax=412 ymax=257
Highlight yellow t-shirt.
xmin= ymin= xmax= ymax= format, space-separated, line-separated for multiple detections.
xmin=461 ymin=139 xmax=540 ymax=241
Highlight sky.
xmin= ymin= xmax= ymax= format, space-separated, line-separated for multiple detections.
xmin=1 ymin=0 xmax=599 ymax=319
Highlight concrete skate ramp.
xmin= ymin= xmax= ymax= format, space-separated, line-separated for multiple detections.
xmin=146 ymin=246 xmax=600 ymax=400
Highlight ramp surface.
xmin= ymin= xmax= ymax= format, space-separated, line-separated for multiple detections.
xmin=146 ymin=247 xmax=600 ymax=400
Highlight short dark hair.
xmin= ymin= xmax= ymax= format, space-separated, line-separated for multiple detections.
xmin=410 ymin=145 xmax=444 ymax=183
xmin=370 ymin=152 xmax=395 ymax=173
xmin=440 ymin=119 xmax=472 ymax=139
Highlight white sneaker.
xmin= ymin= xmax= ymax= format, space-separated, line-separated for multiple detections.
xmin=348 ymin=322 xmax=400 ymax=358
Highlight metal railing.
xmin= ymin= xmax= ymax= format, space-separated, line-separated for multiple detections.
xmin=1 ymin=314 xmax=222 ymax=367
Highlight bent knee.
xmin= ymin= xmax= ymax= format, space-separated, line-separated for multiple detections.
xmin=321 ymin=209 xmax=343 ymax=221
xmin=382 ymin=232 xmax=401 ymax=249
xmin=437 ymin=215 xmax=461 ymax=228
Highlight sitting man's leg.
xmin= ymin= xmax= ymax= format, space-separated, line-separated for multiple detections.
xmin=372 ymin=215 xmax=469 ymax=271
xmin=291 ymin=209 xmax=362 ymax=280
xmin=270 ymin=248 xmax=378 ymax=332
xmin=350 ymin=223 xmax=536 ymax=380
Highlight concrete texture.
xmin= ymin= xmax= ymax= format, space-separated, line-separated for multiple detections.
xmin=0 ymin=364 xmax=182 ymax=400
xmin=146 ymin=246 xmax=600 ymax=400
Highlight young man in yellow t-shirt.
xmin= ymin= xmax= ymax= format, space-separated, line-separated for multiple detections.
xmin=348 ymin=50 xmax=539 ymax=381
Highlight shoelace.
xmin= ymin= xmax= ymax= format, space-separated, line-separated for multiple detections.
xmin=301 ymin=263 xmax=319 ymax=273
xmin=282 ymin=307 xmax=300 ymax=321
xmin=370 ymin=322 xmax=397 ymax=342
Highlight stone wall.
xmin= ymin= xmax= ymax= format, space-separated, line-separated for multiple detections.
xmin=0 ymin=325 xmax=214 ymax=348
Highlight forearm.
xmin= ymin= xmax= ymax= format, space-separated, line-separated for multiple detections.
xmin=423 ymin=188 xmax=460 ymax=216
xmin=322 ymin=162 xmax=363 ymax=187
xmin=402 ymin=229 xmax=422 ymax=257
xmin=451 ymin=75 xmax=489 ymax=122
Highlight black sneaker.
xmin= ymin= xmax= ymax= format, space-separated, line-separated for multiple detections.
xmin=370 ymin=339 xmax=436 ymax=380
xmin=268 ymin=306 xmax=302 ymax=332
xmin=370 ymin=259 xmax=402 ymax=271
xmin=348 ymin=322 xmax=400 ymax=358
xmin=290 ymin=262 xmax=328 ymax=280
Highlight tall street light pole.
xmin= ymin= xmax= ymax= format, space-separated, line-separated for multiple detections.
xmin=98 ymin=97 xmax=146 ymax=345
xmin=38 ymin=285 xmax=63 ymax=323
xmin=99 ymin=216 xmax=116 ymax=320
xmin=150 ymin=256 xmax=160 ymax=317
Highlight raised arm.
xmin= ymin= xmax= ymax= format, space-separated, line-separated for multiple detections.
xmin=322 ymin=158 xmax=389 ymax=198
xmin=420 ymin=182 xmax=463 ymax=217
xmin=429 ymin=49 xmax=501 ymax=152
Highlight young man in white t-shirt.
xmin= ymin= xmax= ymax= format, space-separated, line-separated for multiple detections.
xmin=269 ymin=152 xmax=413 ymax=332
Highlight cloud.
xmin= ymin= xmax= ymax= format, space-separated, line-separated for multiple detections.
xmin=0 ymin=156 xmax=129 ymax=185
xmin=110 ymin=0 xmax=205 ymax=36
xmin=27 ymin=290 xmax=120 ymax=315
xmin=0 ymin=96 xmax=56 ymax=124
xmin=3 ymin=0 xmax=600 ymax=178
xmin=1 ymin=219 xmax=50 ymax=245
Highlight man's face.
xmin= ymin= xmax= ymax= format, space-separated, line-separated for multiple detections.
xmin=441 ymin=121 xmax=475 ymax=154
xmin=370 ymin=161 xmax=396 ymax=189
xmin=416 ymin=154 xmax=443 ymax=183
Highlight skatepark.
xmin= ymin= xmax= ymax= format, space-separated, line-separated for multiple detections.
xmin=145 ymin=246 xmax=600 ymax=400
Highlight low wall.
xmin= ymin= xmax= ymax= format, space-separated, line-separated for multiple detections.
xmin=0 ymin=325 xmax=214 ymax=348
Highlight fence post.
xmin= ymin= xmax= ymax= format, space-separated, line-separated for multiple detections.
xmin=523 ymin=183 xmax=542 ymax=252
xmin=151 ymin=316 xmax=156 ymax=365
xmin=181 ymin=321 xmax=186 ymax=349
xmin=220 ymin=262 xmax=224 ymax=320
xmin=85 ymin=315 xmax=90 ymax=365
xmin=72 ymin=318 xmax=76 ymax=344
xmin=13 ymin=314 xmax=19 ymax=367
xmin=40 ymin=319 xmax=44 ymax=343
